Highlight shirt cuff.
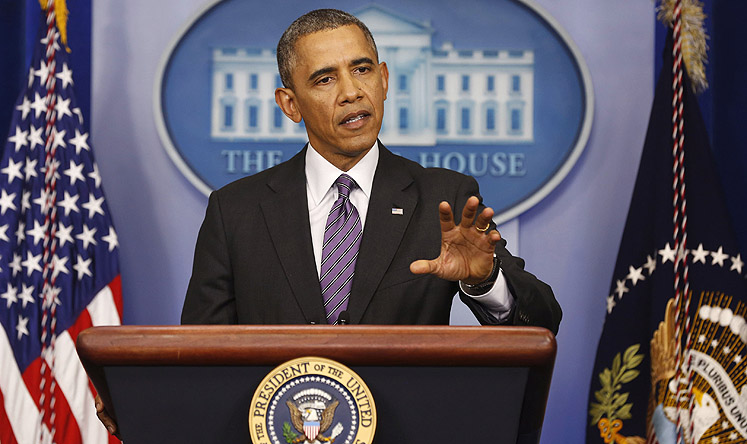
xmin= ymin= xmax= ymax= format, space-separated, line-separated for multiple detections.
xmin=459 ymin=270 xmax=515 ymax=322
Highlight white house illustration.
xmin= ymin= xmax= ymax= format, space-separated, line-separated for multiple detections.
xmin=210 ymin=4 xmax=534 ymax=145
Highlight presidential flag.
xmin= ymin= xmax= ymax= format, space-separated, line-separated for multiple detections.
xmin=586 ymin=21 xmax=747 ymax=444
xmin=0 ymin=3 xmax=122 ymax=443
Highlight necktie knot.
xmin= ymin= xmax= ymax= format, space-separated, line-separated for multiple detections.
xmin=335 ymin=174 xmax=356 ymax=199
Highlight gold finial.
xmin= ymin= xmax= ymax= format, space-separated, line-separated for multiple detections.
xmin=657 ymin=0 xmax=709 ymax=93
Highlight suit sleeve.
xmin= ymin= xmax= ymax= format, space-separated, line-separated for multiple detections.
xmin=181 ymin=191 xmax=238 ymax=324
xmin=453 ymin=175 xmax=562 ymax=335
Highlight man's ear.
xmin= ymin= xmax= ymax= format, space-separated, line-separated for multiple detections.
xmin=275 ymin=88 xmax=302 ymax=123
xmin=379 ymin=61 xmax=389 ymax=100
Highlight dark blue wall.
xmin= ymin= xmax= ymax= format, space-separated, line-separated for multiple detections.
xmin=0 ymin=0 xmax=92 ymax=136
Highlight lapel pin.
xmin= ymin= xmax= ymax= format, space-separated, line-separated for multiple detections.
xmin=391 ymin=207 xmax=404 ymax=215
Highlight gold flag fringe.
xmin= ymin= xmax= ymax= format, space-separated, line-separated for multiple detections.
xmin=657 ymin=0 xmax=709 ymax=93
xmin=38 ymin=0 xmax=71 ymax=53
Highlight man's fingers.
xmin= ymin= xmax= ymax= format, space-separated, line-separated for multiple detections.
xmin=410 ymin=259 xmax=437 ymax=275
xmin=458 ymin=196 xmax=480 ymax=229
xmin=474 ymin=206 xmax=495 ymax=231
xmin=95 ymin=395 xmax=118 ymax=435
xmin=438 ymin=201 xmax=456 ymax=232
xmin=487 ymin=230 xmax=502 ymax=245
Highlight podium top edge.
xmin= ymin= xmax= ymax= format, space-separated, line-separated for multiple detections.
xmin=76 ymin=325 xmax=556 ymax=368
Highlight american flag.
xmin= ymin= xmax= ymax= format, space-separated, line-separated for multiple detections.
xmin=0 ymin=4 xmax=122 ymax=444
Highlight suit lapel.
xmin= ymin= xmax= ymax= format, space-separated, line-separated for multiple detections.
xmin=347 ymin=146 xmax=417 ymax=323
xmin=260 ymin=148 xmax=326 ymax=323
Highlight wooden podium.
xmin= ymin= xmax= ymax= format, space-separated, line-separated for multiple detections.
xmin=76 ymin=326 xmax=556 ymax=444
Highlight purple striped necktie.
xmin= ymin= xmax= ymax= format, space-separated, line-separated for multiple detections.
xmin=320 ymin=174 xmax=363 ymax=324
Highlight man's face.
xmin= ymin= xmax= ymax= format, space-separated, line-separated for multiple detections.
xmin=275 ymin=25 xmax=389 ymax=170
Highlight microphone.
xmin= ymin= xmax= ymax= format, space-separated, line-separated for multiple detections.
xmin=337 ymin=311 xmax=350 ymax=325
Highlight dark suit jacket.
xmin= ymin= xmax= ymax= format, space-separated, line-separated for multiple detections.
xmin=182 ymin=145 xmax=561 ymax=334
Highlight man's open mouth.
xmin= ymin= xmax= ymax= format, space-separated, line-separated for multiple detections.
xmin=340 ymin=111 xmax=370 ymax=125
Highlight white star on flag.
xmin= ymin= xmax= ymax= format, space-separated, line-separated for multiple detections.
xmin=102 ymin=226 xmax=119 ymax=252
xmin=15 ymin=316 xmax=29 ymax=340
xmin=30 ymin=92 xmax=46 ymax=118
xmin=643 ymin=254 xmax=657 ymax=275
xmin=691 ymin=243 xmax=709 ymax=263
xmin=21 ymin=250 xmax=42 ymax=276
xmin=51 ymin=128 xmax=67 ymax=151
xmin=615 ymin=279 xmax=629 ymax=298
xmin=711 ymin=246 xmax=729 ymax=267
xmin=1 ymin=283 xmax=17 ymax=308
xmin=50 ymin=254 xmax=70 ymax=280
xmin=69 ymin=129 xmax=89 ymax=155
xmin=627 ymin=265 xmax=645 ymax=285
xmin=7 ymin=126 xmax=28 ymax=152
xmin=55 ymin=222 xmax=74 ymax=247
xmin=0 ymin=189 xmax=17 ymax=215
xmin=39 ymin=29 xmax=60 ymax=50
xmin=57 ymin=190 xmax=79 ymax=216
xmin=55 ymin=62 xmax=73 ymax=88
xmin=76 ymin=225 xmax=98 ymax=249
xmin=26 ymin=220 xmax=48 ymax=246
xmin=33 ymin=59 xmax=51 ymax=84
xmin=19 ymin=283 xmax=35 ymax=308
xmin=659 ymin=243 xmax=676 ymax=263
xmin=82 ymin=193 xmax=105 ymax=219
xmin=606 ymin=295 xmax=616 ymax=314
xmin=23 ymin=157 xmax=38 ymax=181
xmin=27 ymin=125 xmax=43 ymax=150
xmin=64 ymin=160 xmax=86 ymax=185
xmin=55 ymin=96 xmax=72 ymax=119
xmin=73 ymin=255 xmax=92 ymax=280
xmin=731 ymin=254 xmax=744 ymax=274
xmin=2 ymin=158 xmax=24 ymax=183
xmin=15 ymin=96 xmax=31 ymax=120
xmin=9 ymin=253 xmax=21 ymax=276
xmin=32 ymin=188 xmax=51 ymax=214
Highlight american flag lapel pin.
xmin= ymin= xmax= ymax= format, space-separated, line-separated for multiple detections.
xmin=391 ymin=207 xmax=404 ymax=215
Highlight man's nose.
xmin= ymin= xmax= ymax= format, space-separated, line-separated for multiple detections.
xmin=338 ymin=72 xmax=363 ymax=103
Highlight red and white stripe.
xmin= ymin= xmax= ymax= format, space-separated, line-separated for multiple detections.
xmin=668 ymin=1 xmax=695 ymax=443
xmin=0 ymin=277 xmax=123 ymax=444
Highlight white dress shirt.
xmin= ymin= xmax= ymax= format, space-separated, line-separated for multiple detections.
xmin=305 ymin=142 xmax=515 ymax=321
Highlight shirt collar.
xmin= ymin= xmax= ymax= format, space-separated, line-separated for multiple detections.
xmin=305 ymin=141 xmax=379 ymax=206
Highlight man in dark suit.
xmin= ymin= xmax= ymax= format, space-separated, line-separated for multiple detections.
xmin=180 ymin=9 xmax=561 ymax=332
xmin=97 ymin=9 xmax=561 ymax=435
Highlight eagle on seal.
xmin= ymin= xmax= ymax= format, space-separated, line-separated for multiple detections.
xmin=287 ymin=399 xmax=339 ymax=443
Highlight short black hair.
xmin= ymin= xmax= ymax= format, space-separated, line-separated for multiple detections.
xmin=276 ymin=9 xmax=378 ymax=90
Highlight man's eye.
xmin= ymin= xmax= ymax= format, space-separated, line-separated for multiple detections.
xmin=317 ymin=76 xmax=333 ymax=85
xmin=355 ymin=66 xmax=370 ymax=74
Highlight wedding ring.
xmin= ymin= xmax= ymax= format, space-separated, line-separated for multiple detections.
xmin=475 ymin=224 xmax=489 ymax=233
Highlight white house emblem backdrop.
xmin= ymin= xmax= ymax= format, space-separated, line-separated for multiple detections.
xmin=155 ymin=0 xmax=593 ymax=224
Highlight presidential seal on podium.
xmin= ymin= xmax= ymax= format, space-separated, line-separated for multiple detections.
xmin=249 ymin=357 xmax=376 ymax=444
